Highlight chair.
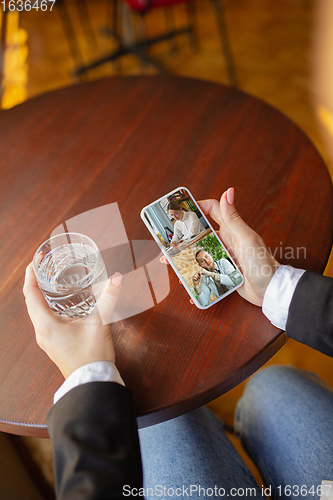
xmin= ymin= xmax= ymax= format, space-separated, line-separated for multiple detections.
xmin=75 ymin=0 xmax=238 ymax=87
xmin=55 ymin=0 xmax=97 ymax=72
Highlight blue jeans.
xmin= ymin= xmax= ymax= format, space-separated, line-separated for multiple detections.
xmin=139 ymin=366 xmax=333 ymax=500
xmin=235 ymin=365 xmax=333 ymax=500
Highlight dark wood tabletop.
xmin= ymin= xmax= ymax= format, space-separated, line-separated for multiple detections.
xmin=0 ymin=76 xmax=332 ymax=437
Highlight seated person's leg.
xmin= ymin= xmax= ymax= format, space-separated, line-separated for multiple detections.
xmin=235 ymin=365 xmax=333 ymax=500
xmin=139 ymin=406 xmax=264 ymax=500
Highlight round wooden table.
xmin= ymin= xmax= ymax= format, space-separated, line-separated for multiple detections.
xmin=0 ymin=76 xmax=332 ymax=437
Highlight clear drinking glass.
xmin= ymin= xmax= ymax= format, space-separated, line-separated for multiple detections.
xmin=33 ymin=233 xmax=108 ymax=319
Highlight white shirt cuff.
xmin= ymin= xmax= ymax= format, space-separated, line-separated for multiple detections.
xmin=54 ymin=361 xmax=125 ymax=405
xmin=262 ymin=265 xmax=305 ymax=330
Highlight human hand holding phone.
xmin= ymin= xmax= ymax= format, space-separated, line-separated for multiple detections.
xmin=142 ymin=186 xmax=243 ymax=309
xmin=161 ymin=188 xmax=280 ymax=307
xmin=199 ymin=188 xmax=280 ymax=307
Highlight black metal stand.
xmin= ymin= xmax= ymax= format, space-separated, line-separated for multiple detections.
xmin=74 ymin=23 xmax=191 ymax=77
xmin=105 ymin=0 xmax=122 ymax=42
xmin=186 ymin=1 xmax=199 ymax=50
xmin=75 ymin=0 xmax=97 ymax=49
xmin=164 ymin=6 xmax=178 ymax=53
xmin=65 ymin=0 xmax=237 ymax=87
xmin=210 ymin=0 xmax=237 ymax=87
xmin=56 ymin=0 xmax=85 ymax=71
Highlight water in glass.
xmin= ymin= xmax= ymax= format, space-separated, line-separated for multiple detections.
xmin=34 ymin=235 xmax=107 ymax=319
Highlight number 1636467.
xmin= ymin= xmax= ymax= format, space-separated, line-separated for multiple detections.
xmin=1 ymin=0 xmax=56 ymax=11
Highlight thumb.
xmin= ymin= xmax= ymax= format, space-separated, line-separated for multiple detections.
xmin=95 ymin=272 xmax=122 ymax=325
xmin=220 ymin=187 xmax=252 ymax=241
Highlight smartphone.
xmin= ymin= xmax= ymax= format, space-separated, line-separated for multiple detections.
xmin=140 ymin=187 xmax=244 ymax=309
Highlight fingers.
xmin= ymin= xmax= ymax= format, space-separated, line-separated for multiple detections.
xmin=23 ymin=263 xmax=53 ymax=323
xmin=198 ymin=188 xmax=251 ymax=241
xmin=226 ymin=186 xmax=234 ymax=205
xmin=35 ymin=251 xmax=43 ymax=266
xmin=197 ymin=199 xmax=222 ymax=226
xmin=220 ymin=188 xmax=253 ymax=241
xmin=95 ymin=272 xmax=122 ymax=325
xmin=23 ymin=262 xmax=40 ymax=296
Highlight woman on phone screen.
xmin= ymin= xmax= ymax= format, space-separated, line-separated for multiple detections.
xmin=168 ymin=200 xmax=205 ymax=247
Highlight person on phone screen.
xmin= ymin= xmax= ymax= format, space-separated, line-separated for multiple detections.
xmin=193 ymin=249 xmax=236 ymax=305
xmin=168 ymin=200 xmax=205 ymax=247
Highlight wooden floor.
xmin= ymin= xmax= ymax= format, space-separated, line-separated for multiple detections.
xmin=1 ymin=0 xmax=332 ymax=491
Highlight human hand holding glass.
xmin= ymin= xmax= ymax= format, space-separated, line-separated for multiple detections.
xmin=33 ymin=233 xmax=108 ymax=319
xmin=23 ymin=263 xmax=122 ymax=379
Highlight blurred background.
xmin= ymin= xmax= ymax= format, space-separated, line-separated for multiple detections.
xmin=0 ymin=0 xmax=332 ymax=496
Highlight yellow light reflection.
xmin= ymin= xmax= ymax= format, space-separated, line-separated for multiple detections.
xmin=317 ymin=105 xmax=333 ymax=138
xmin=1 ymin=10 xmax=28 ymax=109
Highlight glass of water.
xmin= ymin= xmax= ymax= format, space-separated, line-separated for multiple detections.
xmin=33 ymin=233 xmax=108 ymax=319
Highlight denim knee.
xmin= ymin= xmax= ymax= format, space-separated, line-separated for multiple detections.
xmin=234 ymin=366 xmax=333 ymax=496
xmin=234 ymin=364 xmax=332 ymax=439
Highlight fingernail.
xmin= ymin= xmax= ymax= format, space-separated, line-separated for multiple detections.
xmin=112 ymin=272 xmax=122 ymax=288
xmin=227 ymin=187 xmax=234 ymax=205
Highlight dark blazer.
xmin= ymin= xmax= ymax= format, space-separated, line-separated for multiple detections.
xmin=286 ymin=270 xmax=333 ymax=357
xmin=47 ymin=382 xmax=142 ymax=499
xmin=47 ymin=270 xmax=333 ymax=499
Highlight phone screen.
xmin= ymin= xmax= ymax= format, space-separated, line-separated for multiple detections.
xmin=141 ymin=187 xmax=243 ymax=309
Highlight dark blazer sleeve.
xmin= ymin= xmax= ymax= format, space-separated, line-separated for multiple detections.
xmin=286 ymin=270 xmax=333 ymax=357
xmin=47 ymin=381 xmax=142 ymax=500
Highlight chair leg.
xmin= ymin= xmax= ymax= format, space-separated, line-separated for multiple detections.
xmin=210 ymin=0 xmax=237 ymax=87
xmin=186 ymin=1 xmax=199 ymax=50
xmin=56 ymin=0 xmax=85 ymax=76
xmin=107 ymin=0 xmax=121 ymax=41
xmin=100 ymin=0 xmax=121 ymax=44
xmin=75 ymin=0 xmax=98 ymax=49
xmin=108 ymin=0 xmax=122 ymax=71
xmin=111 ymin=0 xmax=118 ymax=35
xmin=134 ymin=12 xmax=166 ymax=73
xmin=164 ymin=7 xmax=178 ymax=54
xmin=135 ymin=13 xmax=149 ymax=73
xmin=0 ymin=9 xmax=8 ymax=104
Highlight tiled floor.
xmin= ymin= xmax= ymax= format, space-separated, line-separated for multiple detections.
xmin=1 ymin=0 xmax=332 ymax=490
